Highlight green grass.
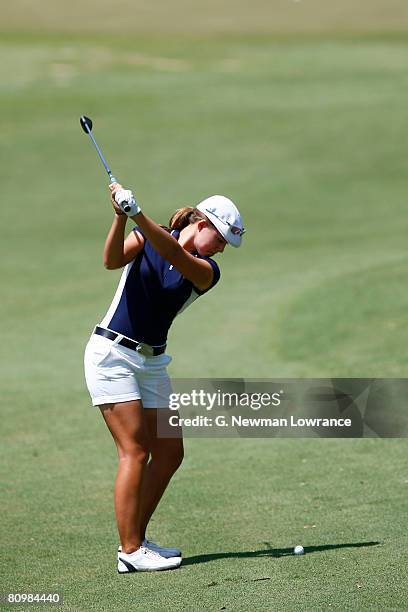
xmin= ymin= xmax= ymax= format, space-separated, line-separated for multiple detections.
xmin=1 ymin=435 xmax=407 ymax=610
xmin=2 ymin=0 xmax=408 ymax=34
xmin=1 ymin=25 xmax=408 ymax=611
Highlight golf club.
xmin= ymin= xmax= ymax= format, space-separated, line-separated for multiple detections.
xmin=79 ymin=115 xmax=132 ymax=212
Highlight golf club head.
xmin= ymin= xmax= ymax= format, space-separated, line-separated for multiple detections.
xmin=80 ymin=115 xmax=93 ymax=134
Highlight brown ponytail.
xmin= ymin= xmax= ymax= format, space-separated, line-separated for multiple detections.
xmin=168 ymin=207 xmax=206 ymax=231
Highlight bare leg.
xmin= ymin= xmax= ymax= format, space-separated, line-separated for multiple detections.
xmin=139 ymin=409 xmax=184 ymax=540
xmin=100 ymin=400 xmax=149 ymax=554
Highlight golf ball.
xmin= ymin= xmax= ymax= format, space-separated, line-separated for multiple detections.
xmin=294 ymin=545 xmax=304 ymax=555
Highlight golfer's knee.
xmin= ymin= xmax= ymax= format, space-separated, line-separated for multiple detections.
xmin=118 ymin=441 xmax=149 ymax=464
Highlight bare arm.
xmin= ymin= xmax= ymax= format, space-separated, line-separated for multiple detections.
xmin=103 ymin=214 xmax=145 ymax=270
xmin=130 ymin=212 xmax=214 ymax=291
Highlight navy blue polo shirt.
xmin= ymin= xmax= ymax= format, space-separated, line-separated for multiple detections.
xmin=99 ymin=228 xmax=220 ymax=346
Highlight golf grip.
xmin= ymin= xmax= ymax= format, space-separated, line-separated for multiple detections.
xmin=109 ymin=176 xmax=131 ymax=212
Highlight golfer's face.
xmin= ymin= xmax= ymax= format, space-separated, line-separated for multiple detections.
xmin=195 ymin=225 xmax=227 ymax=257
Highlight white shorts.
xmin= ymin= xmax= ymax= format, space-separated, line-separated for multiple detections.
xmin=84 ymin=332 xmax=172 ymax=408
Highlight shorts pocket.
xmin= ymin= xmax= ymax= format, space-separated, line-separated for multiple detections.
xmin=85 ymin=337 xmax=113 ymax=368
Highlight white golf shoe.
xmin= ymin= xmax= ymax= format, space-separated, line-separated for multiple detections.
xmin=118 ymin=539 xmax=182 ymax=559
xmin=117 ymin=546 xmax=182 ymax=573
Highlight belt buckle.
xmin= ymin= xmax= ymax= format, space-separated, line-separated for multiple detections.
xmin=136 ymin=342 xmax=153 ymax=357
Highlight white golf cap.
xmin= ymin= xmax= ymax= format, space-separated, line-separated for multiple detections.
xmin=196 ymin=195 xmax=245 ymax=248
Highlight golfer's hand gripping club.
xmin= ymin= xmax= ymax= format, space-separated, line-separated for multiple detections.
xmin=114 ymin=187 xmax=141 ymax=216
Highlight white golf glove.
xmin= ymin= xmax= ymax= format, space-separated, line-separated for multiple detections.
xmin=115 ymin=189 xmax=141 ymax=216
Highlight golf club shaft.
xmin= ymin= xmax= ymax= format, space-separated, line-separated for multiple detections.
xmin=80 ymin=115 xmax=131 ymax=212
xmin=83 ymin=124 xmax=118 ymax=184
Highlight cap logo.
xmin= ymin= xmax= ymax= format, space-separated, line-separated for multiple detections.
xmin=205 ymin=208 xmax=245 ymax=237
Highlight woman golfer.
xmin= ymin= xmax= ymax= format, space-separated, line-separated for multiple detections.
xmin=84 ymin=183 xmax=245 ymax=573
